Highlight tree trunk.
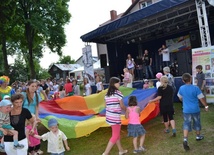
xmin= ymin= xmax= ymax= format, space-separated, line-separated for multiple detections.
xmin=25 ymin=23 xmax=36 ymax=79
xmin=1 ymin=29 xmax=9 ymax=76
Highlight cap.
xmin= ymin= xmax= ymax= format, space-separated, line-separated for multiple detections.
xmin=163 ymin=67 xmax=170 ymax=73
xmin=144 ymin=79 xmax=149 ymax=82
xmin=0 ymin=99 xmax=12 ymax=107
xmin=48 ymin=118 xmax=58 ymax=128
xmin=3 ymin=95 xmax=11 ymax=100
xmin=156 ymin=73 xmax=163 ymax=79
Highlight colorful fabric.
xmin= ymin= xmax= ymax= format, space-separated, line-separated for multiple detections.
xmin=39 ymin=87 xmax=159 ymax=139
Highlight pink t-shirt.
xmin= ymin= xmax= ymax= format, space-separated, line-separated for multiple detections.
xmin=26 ymin=125 xmax=41 ymax=147
xmin=128 ymin=106 xmax=140 ymax=124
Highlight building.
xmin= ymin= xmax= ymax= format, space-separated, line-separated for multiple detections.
xmin=81 ymin=0 xmax=214 ymax=80
xmin=48 ymin=63 xmax=81 ymax=80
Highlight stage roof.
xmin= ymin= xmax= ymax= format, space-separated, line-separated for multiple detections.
xmin=80 ymin=0 xmax=214 ymax=44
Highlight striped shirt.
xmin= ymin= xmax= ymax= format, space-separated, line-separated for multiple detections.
xmin=105 ymin=90 xmax=123 ymax=125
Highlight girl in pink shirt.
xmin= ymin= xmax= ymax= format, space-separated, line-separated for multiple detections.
xmin=26 ymin=118 xmax=43 ymax=155
xmin=125 ymin=96 xmax=146 ymax=154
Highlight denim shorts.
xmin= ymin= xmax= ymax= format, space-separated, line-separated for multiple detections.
xmin=183 ymin=112 xmax=201 ymax=131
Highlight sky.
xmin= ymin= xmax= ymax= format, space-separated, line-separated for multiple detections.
xmin=39 ymin=0 xmax=132 ymax=69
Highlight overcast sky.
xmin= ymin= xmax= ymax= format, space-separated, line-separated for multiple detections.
xmin=39 ymin=0 xmax=132 ymax=68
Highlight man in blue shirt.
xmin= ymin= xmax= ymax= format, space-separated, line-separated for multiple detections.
xmin=177 ymin=73 xmax=208 ymax=151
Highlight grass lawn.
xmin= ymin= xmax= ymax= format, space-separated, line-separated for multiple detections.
xmin=37 ymin=103 xmax=214 ymax=155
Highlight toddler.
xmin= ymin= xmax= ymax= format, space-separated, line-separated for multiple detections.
xmin=122 ymin=68 xmax=130 ymax=87
xmin=0 ymin=100 xmax=24 ymax=150
xmin=26 ymin=117 xmax=43 ymax=155
xmin=143 ymin=79 xmax=149 ymax=89
xmin=125 ymin=96 xmax=146 ymax=153
xmin=34 ymin=118 xmax=70 ymax=154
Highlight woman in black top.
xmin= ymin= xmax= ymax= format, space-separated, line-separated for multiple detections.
xmin=148 ymin=76 xmax=176 ymax=136
xmin=4 ymin=93 xmax=35 ymax=155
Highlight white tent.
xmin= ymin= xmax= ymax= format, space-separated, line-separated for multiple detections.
xmin=70 ymin=60 xmax=103 ymax=73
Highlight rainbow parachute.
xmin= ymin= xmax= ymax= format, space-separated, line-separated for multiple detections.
xmin=39 ymin=87 xmax=159 ymax=138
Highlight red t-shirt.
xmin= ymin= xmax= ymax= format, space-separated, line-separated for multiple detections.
xmin=64 ymin=83 xmax=73 ymax=94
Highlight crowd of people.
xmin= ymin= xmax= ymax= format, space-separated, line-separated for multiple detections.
xmin=0 ymin=62 xmax=210 ymax=154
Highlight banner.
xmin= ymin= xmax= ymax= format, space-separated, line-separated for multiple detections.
xmin=192 ymin=46 xmax=214 ymax=103
xmin=82 ymin=45 xmax=95 ymax=85
xmin=166 ymin=35 xmax=191 ymax=52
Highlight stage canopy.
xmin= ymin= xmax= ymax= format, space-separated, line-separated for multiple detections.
xmin=81 ymin=0 xmax=214 ymax=44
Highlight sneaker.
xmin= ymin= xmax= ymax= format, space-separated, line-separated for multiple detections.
xmin=183 ymin=141 xmax=190 ymax=151
xmin=139 ymin=146 xmax=145 ymax=151
xmin=14 ymin=144 xmax=24 ymax=150
xmin=35 ymin=149 xmax=43 ymax=155
xmin=119 ymin=150 xmax=128 ymax=155
xmin=164 ymin=129 xmax=170 ymax=133
xmin=196 ymin=135 xmax=204 ymax=141
xmin=133 ymin=150 xmax=141 ymax=154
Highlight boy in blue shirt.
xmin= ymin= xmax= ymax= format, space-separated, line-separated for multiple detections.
xmin=177 ymin=73 xmax=208 ymax=151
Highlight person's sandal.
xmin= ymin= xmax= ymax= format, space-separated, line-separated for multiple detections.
xmin=119 ymin=150 xmax=128 ymax=155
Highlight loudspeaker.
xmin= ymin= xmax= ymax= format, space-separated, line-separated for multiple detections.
xmin=100 ymin=54 xmax=107 ymax=68
xmin=175 ymin=50 xmax=192 ymax=76
xmin=104 ymin=66 xmax=110 ymax=83
xmin=190 ymin=30 xmax=201 ymax=48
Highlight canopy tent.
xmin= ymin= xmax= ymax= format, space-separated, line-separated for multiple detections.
xmin=70 ymin=60 xmax=103 ymax=73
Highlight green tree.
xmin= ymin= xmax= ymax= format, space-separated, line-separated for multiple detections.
xmin=16 ymin=0 xmax=71 ymax=78
xmin=0 ymin=0 xmax=16 ymax=75
xmin=58 ymin=55 xmax=75 ymax=64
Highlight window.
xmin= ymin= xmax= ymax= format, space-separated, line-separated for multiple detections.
xmin=140 ymin=0 xmax=152 ymax=9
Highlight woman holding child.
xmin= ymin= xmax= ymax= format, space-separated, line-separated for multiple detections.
xmin=4 ymin=93 xmax=36 ymax=155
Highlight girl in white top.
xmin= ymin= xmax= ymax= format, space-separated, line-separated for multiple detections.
xmin=72 ymin=79 xmax=80 ymax=96
xmin=83 ymin=78 xmax=91 ymax=96
xmin=126 ymin=54 xmax=135 ymax=79
xmin=96 ymin=76 xmax=104 ymax=93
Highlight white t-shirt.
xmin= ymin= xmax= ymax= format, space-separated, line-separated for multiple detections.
xmin=85 ymin=83 xmax=91 ymax=96
xmin=127 ymin=73 xmax=133 ymax=88
xmin=162 ymin=48 xmax=170 ymax=61
xmin=156 ymin=81 xmax=161 ymax=89
xmin=41 ymin=130 xmax=67 ymax=154
xmin=96 ymin=82 xmax=103 ymax=91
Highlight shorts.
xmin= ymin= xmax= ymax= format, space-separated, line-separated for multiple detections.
xmin=183 ymin=112 xmax=201 ymax=132
xmin=128 ymin=67 xmax=134 ymax=70
xmin=127 ymin=124 xmax=146 ymax=137
xmin=0 ymin=124 xmax=14 ymax=136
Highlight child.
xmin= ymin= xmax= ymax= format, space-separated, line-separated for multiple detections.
xmin=96 ymin=76 xmax=104 ymax=93
xmin=102 ymin=77 xmax=127 ymax=155
xmin=149 ymin=76 xmax=176 ymax=136
xmin=121 ymin=68 xmax=130 ymax=87
xmin=155 ymin=72 xmax=163 ymax=89
xmin=125 ymin=96 xmax=146 ymax=154
xmin=34 ymin=118 xmax=70 ymax=154
xmin=163 ymin=67 xmax=176 ymax=93
xmin=148 ymin=80 xmax=154 ymax=88
xmin=58 ymin=85 xmax=66 ymax=98
xmin=72 ymin=79 xmax=80 ymax=96
xmin=26 ymin=117 xmax=43 ymax=155
xmin=83 ymin=77 xmax=91 ymax=96
xmin=143 ymin=79 xmax=149 ymax=89
xmin=195 ymin=65 xmax=206 ymax=107
xmin=177 ymin=73 xmax=208 ymax=151
xmin=0 ymin=100 xmax=24 ymax=150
